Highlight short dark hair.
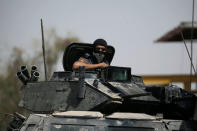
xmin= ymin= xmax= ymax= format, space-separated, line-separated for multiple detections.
xmin=93 ymin=39 xmax=107 ymax=48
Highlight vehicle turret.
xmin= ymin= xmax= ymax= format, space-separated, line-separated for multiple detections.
xmin=17 ymin=43 xmax=197 ymax=120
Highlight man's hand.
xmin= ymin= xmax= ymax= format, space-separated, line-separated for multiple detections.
xmin=98 ymin=62 xmax=109 ymax=68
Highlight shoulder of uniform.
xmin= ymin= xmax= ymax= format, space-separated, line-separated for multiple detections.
xmin=84 ymin=53 xmax=91 ymax=59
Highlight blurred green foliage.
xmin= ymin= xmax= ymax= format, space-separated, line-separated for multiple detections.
xmin=0 ymin=29 xmax=80 ymax=130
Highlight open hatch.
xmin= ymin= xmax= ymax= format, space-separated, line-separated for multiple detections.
xmin=62 ymin=43 xmax=115 ymax=71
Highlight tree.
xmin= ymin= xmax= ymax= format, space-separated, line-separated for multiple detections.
xmin=0 ymin=29 xmax=80 ymax=130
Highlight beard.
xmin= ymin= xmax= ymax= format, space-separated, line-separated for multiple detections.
xmin=93 ymin=52 xmax=105 ymax=63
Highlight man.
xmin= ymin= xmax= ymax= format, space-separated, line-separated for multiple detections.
xmin=72 ymin=39 xmax=109 ymax=70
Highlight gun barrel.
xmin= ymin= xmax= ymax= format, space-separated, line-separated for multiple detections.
xmin=31 ymin=65 xmax=38 ymax=77
xmin=21 ymin=65 xmax=30 ymax=79
xmin=31 ymin=71 xmax=40 ymax=82
xmin=16 ymin=71 xmax=28 ymax=85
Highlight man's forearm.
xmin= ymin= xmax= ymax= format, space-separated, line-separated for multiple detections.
xmin=73 ymin=61 xmax=102 ymax=70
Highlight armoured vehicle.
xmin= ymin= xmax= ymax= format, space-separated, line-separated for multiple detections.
xmin=7 ymin=43 xmax=197 ymax=131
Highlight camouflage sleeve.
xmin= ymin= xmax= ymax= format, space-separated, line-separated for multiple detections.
xmin=78 ymin=53 xmax=91 ymax=64
xmin=78 ymin=57 xmax=87 ymax=63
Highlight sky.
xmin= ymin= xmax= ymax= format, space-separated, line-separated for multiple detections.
xmin=0 ymin=0 xmax=197 ymax=75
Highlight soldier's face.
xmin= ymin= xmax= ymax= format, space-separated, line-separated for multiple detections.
xmin=93 ymin=45 xmax=107 ymax=63
xmin=95 ymin=45 xmax=106 ymax=53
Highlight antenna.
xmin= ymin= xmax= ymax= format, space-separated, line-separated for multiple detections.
xmin=180 ymin=32 xmax=196 ymax=74
xmin=180 ymin=31 xmax=197 ymax=92
xmin=41 ymin=19 xmax=48 ymax=81
xmin=190 ymin=0 xmax=195 ymax=89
